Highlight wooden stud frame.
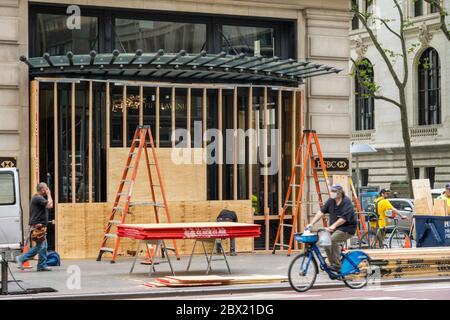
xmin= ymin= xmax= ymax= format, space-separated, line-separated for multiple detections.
xmin=277 ymin=89 xmax=283 ymax=247
xmin=202 ymin=88 xmax=207 ymax=148
xmin=218 ymin=88 xmax=223 ymax=200
xmin=31 ymin=78 xmax=306 ymax=253
xmin=71 ymin=82 xmax=76 ymax=203
xmin=233 ymin=87 xmax=238 ymax=200
xmin=248 ymin=86 xmax=253 ymax=201
xmin=156 ymin=86 xmax=160 ymax=147
xmin=139 ymin=85 xmax=144 ymax=126
xmin=122 ymin=85 xmax=127 ymax=147
xmin=263 ymin=87 xmax=269 ymax=250
xmin=171 ymin=86 xmax=176 ymax=148
xmin=187 ymin=88 xmax=191 ymax=147
xmin=30 ymin=80 xmax=39 ymax=196
xmin=88 ymin=81 xmax=93 ymax=203
xmin=53 ymin=81 xmax=59 ymax=207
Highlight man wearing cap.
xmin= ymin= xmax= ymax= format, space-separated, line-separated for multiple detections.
xmin=438 ymin=184 xmax=450 ymax=207
xmin=306 ymin=185 xmax=356 ymax=272
xmin=372 ymin=189 xmax=405 ymax=229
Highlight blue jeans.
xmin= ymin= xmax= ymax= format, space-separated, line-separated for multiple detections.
xmin=19 ymin=239 xmax=48 ymax=270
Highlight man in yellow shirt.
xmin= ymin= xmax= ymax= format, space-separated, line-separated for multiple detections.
xmin=371 ymin=189 xmax=406 ymax=231
xmin=438 ymin=184 xmax=450 ymax=207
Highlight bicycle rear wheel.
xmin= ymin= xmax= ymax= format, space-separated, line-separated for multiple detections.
xmin=343 ymin=258 xmax=372 ymax=289
xmin=389 ymin=229 xmax=409 ymax=249
xmin=288 ymin=253 xmax=318 ymax=292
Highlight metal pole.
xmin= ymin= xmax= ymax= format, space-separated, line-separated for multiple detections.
xmin=356 ymin=155 xmax=361 ymax=196
xmin=1 ymin=256 xmax=8 ymax=295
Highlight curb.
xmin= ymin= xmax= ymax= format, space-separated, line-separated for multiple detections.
xmin=3 ymin=276 xmax=450 ymax=300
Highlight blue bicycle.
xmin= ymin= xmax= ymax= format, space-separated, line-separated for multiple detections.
xmin=288 ymin=230 xmax=373 ymax=292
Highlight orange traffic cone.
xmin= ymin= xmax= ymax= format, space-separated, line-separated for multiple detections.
xmin=21 ymin=245 xmax=33 ymax=269
xmin=141 ymin=244 xmax=156 ymax=265
xmin=404 ymin=235 xmax=412 ymax=248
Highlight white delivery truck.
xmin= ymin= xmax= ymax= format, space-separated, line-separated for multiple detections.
xmin=0 ymin=168 xmax=23 ymax=294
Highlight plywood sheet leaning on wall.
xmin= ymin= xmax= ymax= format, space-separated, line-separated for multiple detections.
xmin=412 ymin=179 xmax=433 ymax=215
xmin=332 ymin=175 xmax=349 ymax=195
xmin=433 ymin=199 xmax=448 ymax=217
xmin=57 ymin=200 xmax=252 ymax=259
xmin=107 ymin=148 xmax=206 ymax=202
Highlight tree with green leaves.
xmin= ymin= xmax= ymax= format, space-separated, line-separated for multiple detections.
xmin=351 ymin=0 xmax=419 ymax=196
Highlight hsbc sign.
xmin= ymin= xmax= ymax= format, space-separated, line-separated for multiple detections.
xmin=315 ymin=158 xmax=349 ymax=172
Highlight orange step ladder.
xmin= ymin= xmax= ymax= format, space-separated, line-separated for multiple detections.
xmin=272 ymin=130 xmax=331 ymax=256
xmin=97 ymin=125 xmax=180 ymax=263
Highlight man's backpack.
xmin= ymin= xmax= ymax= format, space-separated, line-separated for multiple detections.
xmin=366 ymin=199 xmax=381 ymax=222
xmin=216 ymin=209 xmax=238 ymax=223
xmin=46 ymin=251 xmax=61 ymax=267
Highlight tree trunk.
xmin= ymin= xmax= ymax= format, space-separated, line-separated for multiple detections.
xmin=398 ymin=89 xmax=415 ymax=197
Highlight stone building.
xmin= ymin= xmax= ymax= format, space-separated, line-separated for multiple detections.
xmin=350 ymin=0 xmax=450 ymax=194
xmin=0 ymin=0 xmax=351 ymax=255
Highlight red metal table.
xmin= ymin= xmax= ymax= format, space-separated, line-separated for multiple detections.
xmin=117 ymin=222 xmax=261 ymax=276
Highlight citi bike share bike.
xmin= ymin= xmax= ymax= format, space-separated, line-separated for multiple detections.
xmin=288 ymin=228 xmax=373 ymax=292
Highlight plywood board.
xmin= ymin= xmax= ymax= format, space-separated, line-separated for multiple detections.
xmin=433 ymin=199 xmax=448 ymax=217
xmin=57 ymin=200 xmax=252 ymax=259
xmin=414 ymin=197 xmax=432 ymax=215
xmin=332 ymin=175 xmax=349 ymax=195
xmin=412 ymin=179 xmax=433 ymax=214
xmin=107 ymin=148 xmax=206 ymax=202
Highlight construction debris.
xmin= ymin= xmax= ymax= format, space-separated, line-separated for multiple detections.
xmin=144 ymin=275 xmax=288 ymax=288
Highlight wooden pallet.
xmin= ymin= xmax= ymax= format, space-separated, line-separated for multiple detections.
xmin=144 ymin=275 xmax=288 ymax=288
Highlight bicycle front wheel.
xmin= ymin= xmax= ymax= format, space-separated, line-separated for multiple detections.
xmin=288 ymin=253 xmax=318 ymax=292
xmin=343 ymin=258 xmax=372 ymax=289
xmin=389 ymin=229 xmax=409 ymax=249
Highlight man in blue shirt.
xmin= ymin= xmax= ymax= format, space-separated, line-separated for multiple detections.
xmin=306 ymin=185 xmax=356 ymax=272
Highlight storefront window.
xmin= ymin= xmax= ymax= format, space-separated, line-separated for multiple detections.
xmin=159 ymin=88 xmax=173 ymax=147
xmin=36 ymin=14 xmax=98 ymax=56
xmin=221 ymin=25 xmax=274 ymax=57
xmin=115 ymin=19 xmax=207 ymax=53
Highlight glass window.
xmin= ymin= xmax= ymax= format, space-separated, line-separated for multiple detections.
xmin=125 ymin=87 xmax=141 ymax=146
xmin=36 ymin=14 xmax=98 ymax=56
xmin=351 ymin=0 xmax=359 ymax=30
xmin=159 ymin=88 xmax=173 ymax=147
xmin=110 ymin=85 xmax=125 ymax=147
xmin=191 ymin=89 xmax=204 ymax=148
xmin=0 ymin=172 xmax=15 ymax=205
xmin=355 ymin=59 xmax=375 ymax=131
xmin=426 ymin=167 xmax=436 ymax=188
xmin=142 ymin=87 xmax=157 ymax=140
xmin=114 ymin=19 xmax=207 ymax=53
xmin=430 ymin=2 xmax=440 ymax=13
xmin=418 ymin=48 xmax=441 ymax=125
xmin=221 ymin=25 xmax=274 ymax=57
xmin=415 ymin=0 xmax=424 ymax=16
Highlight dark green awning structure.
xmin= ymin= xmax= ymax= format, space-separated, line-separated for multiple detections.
xmin=21 ymin=50 xmax=342 ymax=87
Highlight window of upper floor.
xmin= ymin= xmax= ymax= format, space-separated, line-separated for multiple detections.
xmin=354 ymin=59 xmax=375 ymax=131
xmin=418 ymin=47 xmax=441 ymax=126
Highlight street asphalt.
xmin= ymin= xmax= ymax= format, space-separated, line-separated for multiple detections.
xmin=2 ymin=252 xmax=450 ymax=299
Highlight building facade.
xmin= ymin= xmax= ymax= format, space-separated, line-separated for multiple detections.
xmin=0 ymin=0 xmax=350 ymax=256
xmin=350 ymin=0 xmax=450 ymax=195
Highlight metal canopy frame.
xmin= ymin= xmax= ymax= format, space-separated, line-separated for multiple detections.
xmin=21 ymin=50 xmax=342 ymax=87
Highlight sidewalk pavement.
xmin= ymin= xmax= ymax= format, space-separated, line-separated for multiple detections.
xmin=2 ymin=252 xmax=450 ymax=299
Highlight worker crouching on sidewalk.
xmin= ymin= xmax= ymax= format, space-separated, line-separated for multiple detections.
xmin=306 ymin=185 xmax=356 ymax=272
xmin=16 ymin=182 xmax=53 ymax=272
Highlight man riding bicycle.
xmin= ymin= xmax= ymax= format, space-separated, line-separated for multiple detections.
xmin=372 ymin=189 xmax=407 ymax=241
xmin=306 ymin=185 xmax=356 ymax=273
